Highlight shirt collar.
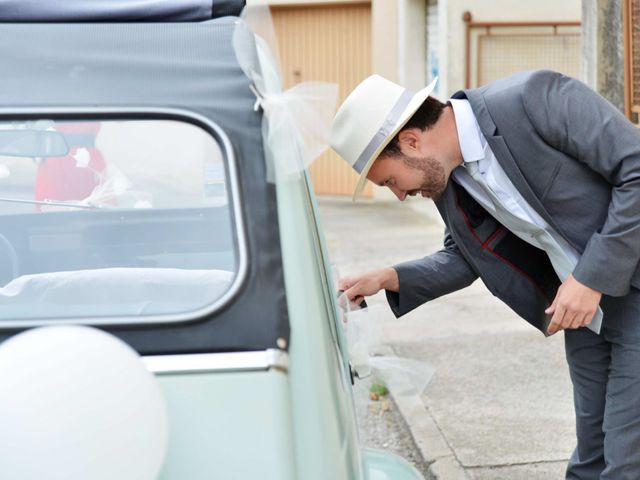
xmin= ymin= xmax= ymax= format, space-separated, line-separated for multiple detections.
xmin=449 ymin=98 xmax=485 ymax=164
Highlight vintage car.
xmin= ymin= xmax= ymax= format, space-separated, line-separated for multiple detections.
xmin=0 ymin=2 xmax=424 ymax=479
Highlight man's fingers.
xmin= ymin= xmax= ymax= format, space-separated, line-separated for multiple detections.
xmin=545 ymin=295 xmax=558 ymax=315
xmin=547 ymin=304 xmax=566 ymax=335
xmin=571 ymin=310 xmax=596 ymax=330
xmin=338 ymin=269 xmax=387 ymax=304
xmin=562 ymin=312 xmax=577 ymax=331
xmin=545 ymin=276 xmax=602 ymax=334
xmin=551 ymin=308 xmax=596 ymax=332
xmin=568 ymin=314 xmax=581 ymax=330
xmin=339 ymin=285 xmax=366 ymax=312
xmin=569 ymin=313 xmax=586 ymax=330
xmin=343 ymin=285 xmax=361 ymax=302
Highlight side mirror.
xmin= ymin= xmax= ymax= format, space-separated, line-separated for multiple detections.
xmin=0 ymin=129 xmax=69 ymax=157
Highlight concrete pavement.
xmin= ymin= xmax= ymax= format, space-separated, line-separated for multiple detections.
xmin=317 ymin=196 xmax=576 ymax=480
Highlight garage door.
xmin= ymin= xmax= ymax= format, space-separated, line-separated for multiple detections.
xmin=272 ymin=3 xmax=373 ymax=197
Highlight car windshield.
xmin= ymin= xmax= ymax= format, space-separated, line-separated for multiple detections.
xmin=0 ymin=118 xmax=240 ymax=325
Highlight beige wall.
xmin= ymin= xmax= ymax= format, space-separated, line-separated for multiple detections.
xmin=399 ymin=0 xmax=427 ymax=90
xmin=439 ymin=0 xmax=581 ymax=98
xmin=371 ymin=0 xmax=399 ymax=83
xmin=370 ymin=0 xmax=427 ymax=200
xmin=371 ymin=0 xmax=425 ymax=89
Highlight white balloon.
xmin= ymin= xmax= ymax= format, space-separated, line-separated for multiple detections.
xmin=0 ymin=326 xmax=168 ymax=480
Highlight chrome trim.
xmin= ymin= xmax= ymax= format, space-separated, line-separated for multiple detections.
xmin=0 ymin=107 xmax=248 ymax=329
xmin=141 ymin=349 xmax=289 ymax=374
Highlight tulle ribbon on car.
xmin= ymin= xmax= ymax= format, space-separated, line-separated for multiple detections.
xmin=341 ymin=301 xmax=434 ymax=398
xmin=233 ymin=6 xmax=339 ymax=182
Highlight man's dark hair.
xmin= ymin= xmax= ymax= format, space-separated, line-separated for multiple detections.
xmin=381 ymin=96 xmax=447 ymax=157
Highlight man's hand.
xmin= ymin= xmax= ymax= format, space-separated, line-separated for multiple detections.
xmin=545 ymin=274 xmax=602 ymax=335
xmin=338 ymin=267 xmax=399 ymax=306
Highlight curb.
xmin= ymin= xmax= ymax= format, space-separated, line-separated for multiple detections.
xmin=392 ymin=393 xmax=469 ymax=479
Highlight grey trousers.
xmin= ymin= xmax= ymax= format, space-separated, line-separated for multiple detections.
xmin=565 ymin=288 xmax=640 ymax=480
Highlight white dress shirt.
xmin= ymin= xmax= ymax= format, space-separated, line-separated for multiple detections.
xmin=449 ymin=98 xmax=578 ymax=265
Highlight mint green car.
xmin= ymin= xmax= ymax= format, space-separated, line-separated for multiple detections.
xmin=0 ymin=2 xmax=424 ymax=479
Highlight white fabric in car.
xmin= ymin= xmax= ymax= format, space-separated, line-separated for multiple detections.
xmin=0 ymin=268 xmax=234 ymax=316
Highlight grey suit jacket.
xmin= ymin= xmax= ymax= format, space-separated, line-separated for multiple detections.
xmin=387 ymin=70 xmax=640 ymax=333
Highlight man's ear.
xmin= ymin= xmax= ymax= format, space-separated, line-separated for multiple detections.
xmin=397 ymin=128 xmax=421 ymax=153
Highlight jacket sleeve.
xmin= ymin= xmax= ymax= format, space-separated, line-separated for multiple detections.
xmin=386 ymin=229 xmax=478 ymax=317
xmin=522 ymin=70 xmax=640 ymax=296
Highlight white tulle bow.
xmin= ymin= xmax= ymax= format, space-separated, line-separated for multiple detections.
xmin=251 ymin=81 xmax=339 ymax=180
xmin=233 ymin=10 xmax=339 ymax=182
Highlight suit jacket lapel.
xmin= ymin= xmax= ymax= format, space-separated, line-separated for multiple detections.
xmin=454 ymin=88 xmax=575 ymax=249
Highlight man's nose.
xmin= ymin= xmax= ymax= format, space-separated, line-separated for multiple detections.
xmin=389 ymin=185 xmax=407 ymax=201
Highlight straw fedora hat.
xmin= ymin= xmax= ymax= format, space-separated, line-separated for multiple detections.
xmin=330 ymin=75 xmax=438 ymax=200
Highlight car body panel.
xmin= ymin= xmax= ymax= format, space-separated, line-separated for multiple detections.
xmin=362 ymin=448 xmax=425 ymax=480
xmin=156 ymin=369 xmax=295 ymax=480
xmin=275 ymin=172 xmax=423 ymax=478
xmin=275 ymin=172 xmax=363 ymax=479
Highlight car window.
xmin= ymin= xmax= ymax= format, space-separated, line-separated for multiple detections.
xmin=0 ymin=118 xmax=241 ymax=325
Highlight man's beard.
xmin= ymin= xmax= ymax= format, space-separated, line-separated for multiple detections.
xmin=401 ymin=154 xmax=447 ymax=200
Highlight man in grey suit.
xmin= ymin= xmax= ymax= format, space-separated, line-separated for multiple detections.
xmin=330 ymin=70 xmax=640 ymax=479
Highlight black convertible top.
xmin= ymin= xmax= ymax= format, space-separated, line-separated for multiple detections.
xmin=0 ymin=14 xmax=290 ymax=354
xmin=0 ymin=0 xmax=244 ymax=22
